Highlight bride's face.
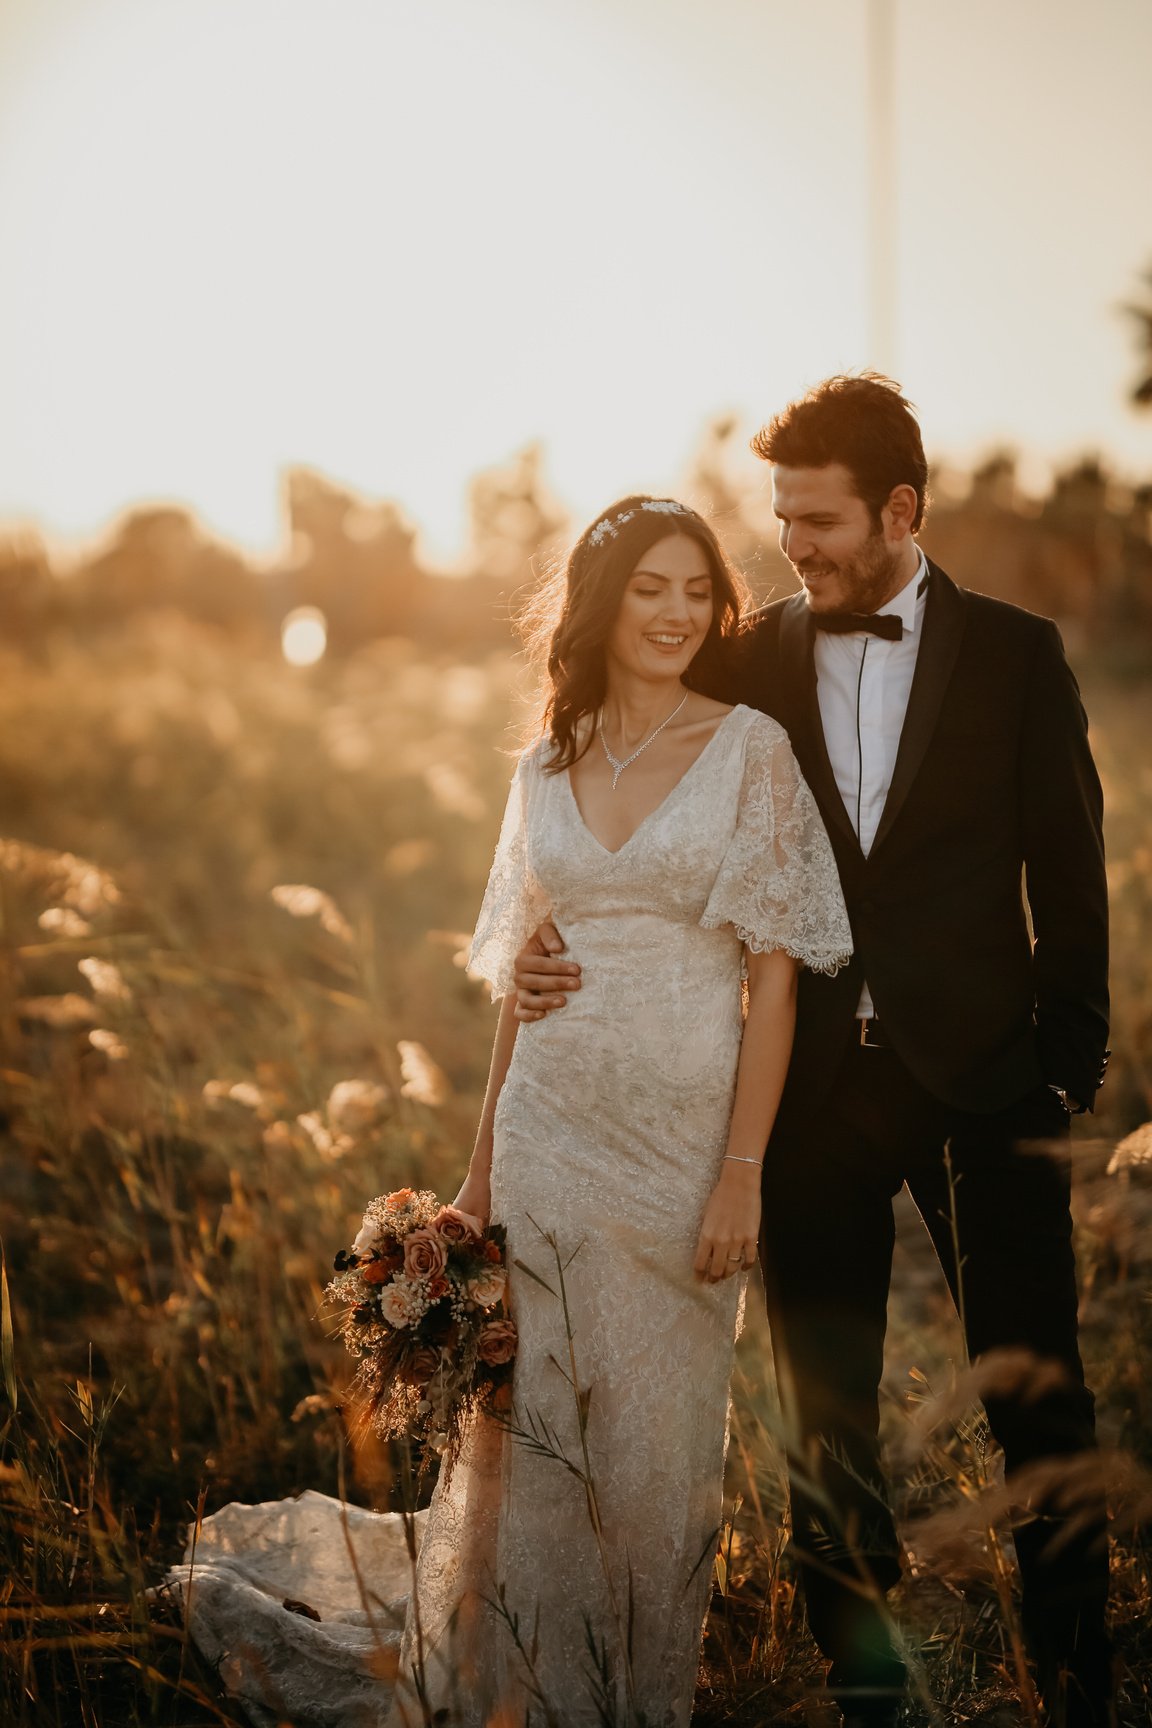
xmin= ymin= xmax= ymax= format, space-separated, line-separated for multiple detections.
xmin=606 ymin=534 xmax=714 ymax=683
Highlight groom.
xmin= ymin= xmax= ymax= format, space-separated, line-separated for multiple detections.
xmin=513 ymin=375 xmax=1111 ymax=1727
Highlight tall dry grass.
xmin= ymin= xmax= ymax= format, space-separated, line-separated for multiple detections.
xmin=0 ymin=620 xmax=1150 ymax=1723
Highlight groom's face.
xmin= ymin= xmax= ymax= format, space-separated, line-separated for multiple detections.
xmin=771 ymin=462 xmax=903 ymax=616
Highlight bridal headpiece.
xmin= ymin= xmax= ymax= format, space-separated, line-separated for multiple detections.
xmin=587 ymin=499 xmax=692 ymax=549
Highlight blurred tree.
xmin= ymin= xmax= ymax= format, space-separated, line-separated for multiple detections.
xmin=4 ymin=421 xmax=1152 ymax=655
xmin=1125 ymin=266 xmax=1152 ymax=406
xmin=683 ymin=416 xmax=793 ymax=604
xmin=1045 ymin=456 xmax=1111 ymax=524
xmin=277 ymin=467 xmax=428 ymax=649
xmin=922 ymin=448 xmax=1152 ymax=637
xmin=0 ymin=528 xmax=56 ymax=642
xmin=687 ymin=416 xmax=747 ymax=524
xmin=73 ymin=507 xmax=261 ymax=635
xmin=968 ymin=451 xmax=1018 ymax=512
xmin=467 ymin=443 xmax=565 ymax=588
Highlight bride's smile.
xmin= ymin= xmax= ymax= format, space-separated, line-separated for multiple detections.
xmin=605 ymin=531 xmax=714 ymax=690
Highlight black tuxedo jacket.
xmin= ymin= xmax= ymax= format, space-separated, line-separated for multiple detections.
xmin=730 ymin=560 xmax=1109 ymax=1116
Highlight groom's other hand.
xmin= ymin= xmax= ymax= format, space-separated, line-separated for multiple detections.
xmin=512 ymin=923 xmax=581 ymax=1022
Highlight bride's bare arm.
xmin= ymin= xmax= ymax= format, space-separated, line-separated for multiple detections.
xmin=694 ymin=947 xmax=799 ymax=1284
xmin=453 ymin=993 xmax=521 ymax=1225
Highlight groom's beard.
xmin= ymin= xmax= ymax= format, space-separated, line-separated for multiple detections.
xmin=797 ymin=528 xmax=903 ymax=617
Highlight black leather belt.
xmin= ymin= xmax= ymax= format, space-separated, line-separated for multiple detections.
xmin=858 ymin=1018 xmax=889 ymax=1048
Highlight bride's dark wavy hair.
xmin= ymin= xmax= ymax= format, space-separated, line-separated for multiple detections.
xmin=519 ymin=496 xmax=748 ymax=774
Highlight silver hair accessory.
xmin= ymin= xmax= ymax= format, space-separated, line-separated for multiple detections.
xmin=587 ymin=499 xmax=691 ymax=548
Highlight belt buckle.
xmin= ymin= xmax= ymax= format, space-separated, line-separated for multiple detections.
xmin=859 ymin=1017 xmax=883 ymax=1049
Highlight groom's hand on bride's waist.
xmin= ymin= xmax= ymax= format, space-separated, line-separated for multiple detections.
xmin=512 ymin=922 xmax=581 ymax=1022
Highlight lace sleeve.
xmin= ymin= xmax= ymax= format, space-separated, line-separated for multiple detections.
xmin=700 ymin=714 xmax=853 ymax=975
xmin=467 ymin=749 xmax=551 ymax=999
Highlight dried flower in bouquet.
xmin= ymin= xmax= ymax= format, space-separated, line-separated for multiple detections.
xmin=327 ymin=1187 xmax=516 ymax=1476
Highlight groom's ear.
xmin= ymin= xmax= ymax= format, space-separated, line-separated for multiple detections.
xmin=881 ymin=483 xmax=918 ymax=542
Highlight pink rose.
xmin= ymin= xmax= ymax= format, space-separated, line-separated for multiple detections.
xmin=477 ymin=1318 xmax=518 ymax=1366
xmin=378 ymin=1279 xmax=423 ymax=1328
xmin=467 ymin=1266 xmax=506 ymax=1308
xmin=431 ymin=1205 xmax=482 ymax=1247
xmin=403 ymin=1228 xmax=448 ymax=1281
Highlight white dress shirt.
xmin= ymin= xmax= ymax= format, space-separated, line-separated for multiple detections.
xmin=814 ymin=547 xmax=929 ymax=1017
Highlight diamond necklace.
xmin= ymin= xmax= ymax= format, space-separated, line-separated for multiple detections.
xmin=598 ymin=691 xmax=689 ymax=790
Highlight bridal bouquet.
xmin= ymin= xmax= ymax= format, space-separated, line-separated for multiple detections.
xmin=327 ymin=1187 xmax=516 ymax=1471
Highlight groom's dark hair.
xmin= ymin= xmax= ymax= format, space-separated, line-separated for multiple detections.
xmin=751 ymin=372 xmax=930 ymax=532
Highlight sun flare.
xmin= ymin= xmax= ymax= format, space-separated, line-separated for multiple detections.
xmin=281 ymin=606 xmax=328 ymax=667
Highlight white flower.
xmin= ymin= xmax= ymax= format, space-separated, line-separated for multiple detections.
xmin=262 ymin=1121 xmax=296 ymax=1154
xmin=39 ymin=908 xmax=92 ymax=937
xmin=296 ymin=1110 xmax=339 ymax=1159
xmin=60 ymin=855 xmax=122 ymax=916
xmin=640 ymin=500 xmax=688 ymax=516
xmin=229 ymin=1082 xmax=266 ymax=1111
xmin=78 ymin=958 xmax=131 ymax=1002
xmin=1108 ymin=1121 xmax=1152 ymax=1175
xmin=270 ymin=884 xmax=354 ymax=944
xmin=352 ymin=1218 xmax=384 ymax=1255
xmin=89 ymin=1028 xmax=129 ymax=1060
xmin=327 ymin=1079 xmax=391 ymax=1135
xmin=398 ymin=1041 xmax=449 ymax=1107
xmin=203 ymin=1080 xmax=272 ymax=1115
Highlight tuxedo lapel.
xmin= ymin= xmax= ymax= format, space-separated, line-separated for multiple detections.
xmin=778 ymin=595 xmax=861 ymax=855
xmin=870 ymin=562 xmax=967 ymax=854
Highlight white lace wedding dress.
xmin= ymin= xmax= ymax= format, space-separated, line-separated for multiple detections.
xmin=387 ymin=705 xmax=850 ymax=1727
xmin=169 ymin=704 xmax=850 ymax=1728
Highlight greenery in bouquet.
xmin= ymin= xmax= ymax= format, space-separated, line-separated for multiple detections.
xmin=327 ymin=1187 xmax=516 ymax=1474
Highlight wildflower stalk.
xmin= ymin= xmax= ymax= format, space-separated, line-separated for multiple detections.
xmin=511 ymin=1222 xmax=642 ymax=1723
xmin=484 ymin=1585 xmax=566 ymax=1728
xmin=546 ymin=1228 xmax=642 ymax=1721
xmin=942 ymin=1145 xmax=969 ymax=1360
xmin=0 ymin=1241 xmax=16 ymax=1418
xmin=386 ymin=1438 xmax=438 ymax=1728
xmin=939 ymin=1150 xmax=1042 ymax=1727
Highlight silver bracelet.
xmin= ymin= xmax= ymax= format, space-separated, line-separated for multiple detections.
xmin=723 ymin=1155 xmax=763 ymax=1167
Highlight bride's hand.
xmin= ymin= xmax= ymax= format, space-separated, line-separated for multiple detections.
xmin=693 ymin=1166 xmax=761 ymax=1283
xmin=452 ymin=1168 xmax=491 ymax=1231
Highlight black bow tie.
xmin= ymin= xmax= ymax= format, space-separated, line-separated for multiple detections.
xmin=814 ymin=611 xmax=903 ymax=642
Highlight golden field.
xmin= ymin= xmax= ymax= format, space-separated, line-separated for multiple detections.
xmin=1 ymin=616 xmax=1151 ymax=1725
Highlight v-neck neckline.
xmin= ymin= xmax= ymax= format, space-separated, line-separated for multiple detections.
xmin=563 ymin=706 xmax=743 ymax=858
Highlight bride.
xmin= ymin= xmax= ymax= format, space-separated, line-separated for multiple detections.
xmin=170 ymin=495 xmax=851 ymax=1727
xmin=386 ymin=497 xmax=852 ymax=1727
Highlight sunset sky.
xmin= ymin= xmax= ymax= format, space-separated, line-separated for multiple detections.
xmin=1 ymin=0 xmax=1150 ymax=560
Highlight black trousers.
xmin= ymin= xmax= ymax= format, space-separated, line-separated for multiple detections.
xmin=760 ymin=1041 xmax=1111 ymax=1721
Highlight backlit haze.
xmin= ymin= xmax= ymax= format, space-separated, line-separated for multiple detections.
xmin=1 ymin=0 xmax=1150 ymax=563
